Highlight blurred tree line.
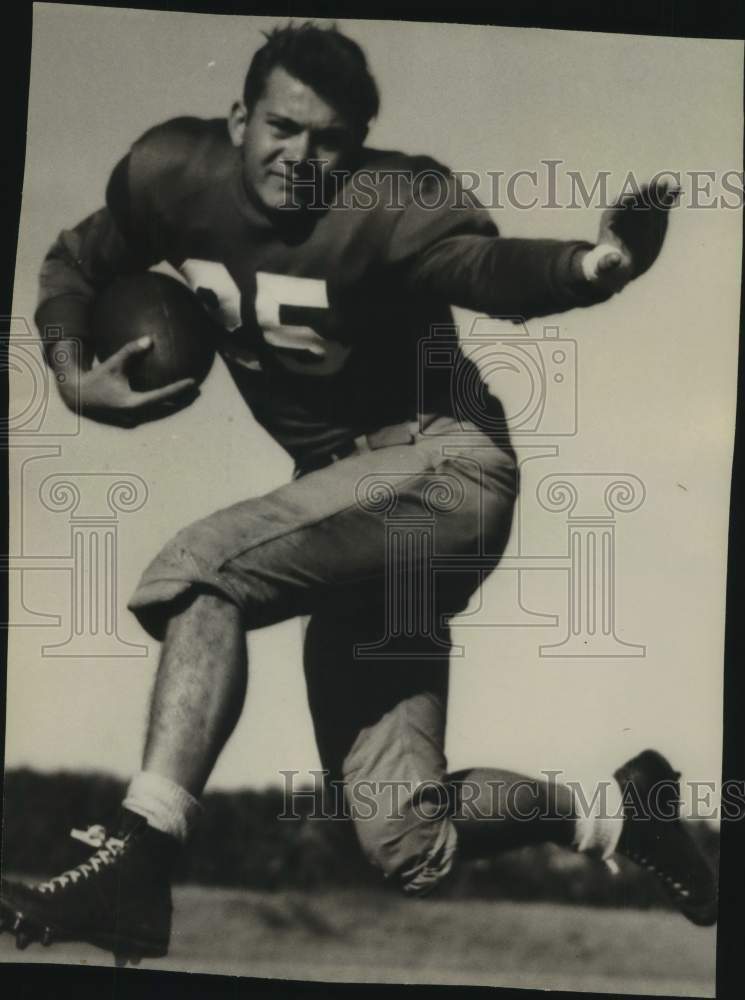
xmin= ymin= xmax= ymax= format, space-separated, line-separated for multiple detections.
xmin=1 ymin=769 xmax=719 ymax=910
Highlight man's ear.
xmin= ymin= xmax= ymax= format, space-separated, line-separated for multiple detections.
xmin=228 ymin=101 xmax=248 ymax=148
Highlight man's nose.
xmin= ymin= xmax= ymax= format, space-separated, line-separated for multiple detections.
xmin=282 ymin=132 xmax=311 ymax=167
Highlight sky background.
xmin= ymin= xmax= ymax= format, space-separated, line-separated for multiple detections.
xmin=6 ymin=5 xmax=742 ymax=803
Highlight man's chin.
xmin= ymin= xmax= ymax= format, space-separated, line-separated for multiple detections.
xmin=261 ymin=179 xmax=324 ymax=212
xmin=244 ymin=175 xmax=323 ymax=214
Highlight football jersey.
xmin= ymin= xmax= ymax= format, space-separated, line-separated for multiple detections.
xmin=37 ymin=117 xmax=604 ymax=462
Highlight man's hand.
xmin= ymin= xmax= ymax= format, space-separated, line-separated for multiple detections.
xmin=59 ymin=336 xmax=198 ymax=428
xmin=578 ymin=178 xmax=681 ymax=294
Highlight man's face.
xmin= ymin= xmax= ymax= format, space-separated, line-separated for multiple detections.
xmin=230 ymin=66 xmax=358 ymax=212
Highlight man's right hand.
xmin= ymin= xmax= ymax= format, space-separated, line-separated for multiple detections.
xmin=59 ymin=336 xmax=199 ymax=428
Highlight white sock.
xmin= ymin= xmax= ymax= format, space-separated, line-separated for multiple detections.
xmin=123 ymin=771 xmax=202 ymax=843
xmin=570 ymin=774 xmax=624 ymax=859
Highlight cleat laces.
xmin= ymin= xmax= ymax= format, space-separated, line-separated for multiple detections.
xmin=70 ymin=824 xmax=107 ymax=847
xmin=38 ymin=825 xmax=126 ymax=894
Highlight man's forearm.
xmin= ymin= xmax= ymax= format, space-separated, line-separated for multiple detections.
xmin=36 ymin=206 xmax=154 ymax=373
xmin=407 ymin=234 xmax=611 ymax=320
xmin=36 ymin=294 xmax=94 ymax=378
xmin=35 ymin=308 xmax=91 ymax=414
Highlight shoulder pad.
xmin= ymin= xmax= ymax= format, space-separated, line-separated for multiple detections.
xmin=127 ymin=117 xmax=233 ymax=211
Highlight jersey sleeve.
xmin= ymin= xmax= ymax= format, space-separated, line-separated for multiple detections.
xmin=35 ymin=204 xmax=155 ymax=366
xmin=113 ymin=117 xmax=212 ymax=256
xmin=35 ymin=118 xmax=205 ymax=365
xmin=386 ymin=161 xmax=610 ymax=320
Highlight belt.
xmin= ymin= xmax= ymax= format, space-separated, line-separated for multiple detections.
xmin=294 ymin=418 xmax=423 ymax=478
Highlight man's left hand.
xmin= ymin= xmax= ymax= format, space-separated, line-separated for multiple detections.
xmin=579 ymin=178 xmax=681 ymax=294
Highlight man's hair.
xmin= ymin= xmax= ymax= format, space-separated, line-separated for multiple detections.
xmin=243 ymin=22 xmax=380 ymax=137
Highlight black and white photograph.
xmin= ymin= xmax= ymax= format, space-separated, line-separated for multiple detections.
xmin=2 ymin=4 xmax=742 ymax=995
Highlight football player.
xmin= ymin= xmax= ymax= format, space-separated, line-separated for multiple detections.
xmin=1 ymin=22 xmax=716 ymax=963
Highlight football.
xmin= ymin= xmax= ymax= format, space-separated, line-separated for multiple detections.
xmin=91 ymin=272 xmax=218 ymax=391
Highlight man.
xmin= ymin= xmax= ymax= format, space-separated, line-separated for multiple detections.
xmin=1 ymin=22 xmax=716 ymax=963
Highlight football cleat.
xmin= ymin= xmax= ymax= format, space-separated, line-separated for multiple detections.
xmin=0 ymin=808 xmax=177 ymax=961
xmin=612 ymin=749 xmax=718 ymax=926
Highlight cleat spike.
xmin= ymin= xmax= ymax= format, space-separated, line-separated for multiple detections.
xmin=604 ymin=857 xmax=621 ymax=876
xmin=0 ymin=811 xmax=174 ymax=957
xmin=613 ymin=749 xmax=718 ymax=926
xmin=16 ymin=930 xmax=32 ymax=950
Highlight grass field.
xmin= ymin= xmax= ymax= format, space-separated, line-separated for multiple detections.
xmin=0 ymin=885 xmax=716 ymax=996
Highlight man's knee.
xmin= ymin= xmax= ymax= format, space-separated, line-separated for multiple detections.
xmin=348 ymin=781 xmax=458 ymax=896
xmin=127 ymin=519 xmax=248 ymax=640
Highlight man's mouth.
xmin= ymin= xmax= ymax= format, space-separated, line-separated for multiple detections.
xmin=267 ymin=169 xmax=316 ymax=186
